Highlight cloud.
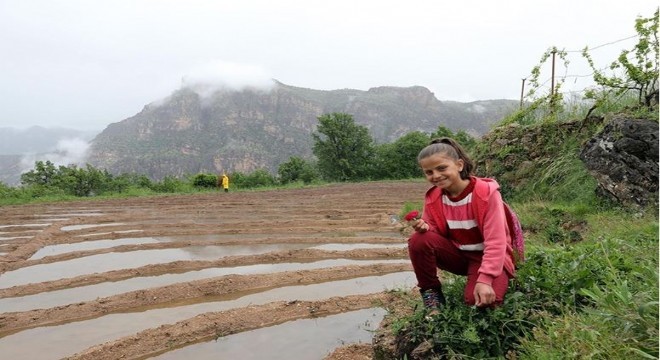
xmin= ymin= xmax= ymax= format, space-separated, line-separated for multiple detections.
xmin=20 ymin=138 xmax=90 ymax=173
xmin=181 ymin=61 xmax=276 ymax=97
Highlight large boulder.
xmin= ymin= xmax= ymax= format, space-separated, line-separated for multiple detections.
xmin=580 ymin=116 xmax=659 ymax=208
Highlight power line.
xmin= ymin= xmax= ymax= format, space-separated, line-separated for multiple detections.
xmin=565 ymin=34 xmax=638 ymax=53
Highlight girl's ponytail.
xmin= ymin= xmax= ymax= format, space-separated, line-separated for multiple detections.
xmin=419 ymin=137 xmax=474 ymax=179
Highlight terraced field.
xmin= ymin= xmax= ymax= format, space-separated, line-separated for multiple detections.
xmin=0 ymin=180 xmax=428 ymax=359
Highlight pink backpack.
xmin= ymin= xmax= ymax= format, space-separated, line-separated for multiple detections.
xmin=472 ymin=179 xmax=525 ymax=266
xmin=503 ymin=202 xmax=525 ymax=265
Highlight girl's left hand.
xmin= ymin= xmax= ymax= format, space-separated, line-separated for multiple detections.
xmin=473 ymin=283 xmax=496 ymax=307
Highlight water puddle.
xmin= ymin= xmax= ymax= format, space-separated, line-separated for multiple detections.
xmin=75 ymin=229 xmax=144 ymax=237
xmin=311 ymin=243 xmax=406 ymax=251
xmin=28 ymin=237 xmax=404 ymax=260
xmin=60 ymin=223 xmax=126 ymax=231
xmin=0 ymin=224 xmax=50 ymax=229
xmin=0 ymin=243 xmax=313 ymax=288
xmin=29 ymin=237 xmax=170 ymax=260
xmin=0 ymin=259 xmax=408 ymax=312
xmin=0 ymin=236 xmax=33 ymax=242
xmin=34 ymin=212 xmax=103 ymax=217
xmin=154 ymin=308 xmax=386 ymax=360
xmin=2 ymin=241 xmax=407 ymax=288
xmin=0 ymin=272 xmax=416 ymax=360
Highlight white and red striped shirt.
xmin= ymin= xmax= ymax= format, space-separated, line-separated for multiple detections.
xmin=442 ymin=178 xmax=484 ymax=251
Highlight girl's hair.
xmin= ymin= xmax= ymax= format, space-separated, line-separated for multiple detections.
xmin=417 ymin=137 xmax=474 ymax=179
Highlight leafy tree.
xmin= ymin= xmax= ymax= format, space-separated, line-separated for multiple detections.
xmin=21 ymin=161 xmax=113 ymax=196
xmin=54 ymin=164 xmax=111 ymax=196
xmin=312 ymin=113 xmax=375 ymax=181
xmin=583 ymin=10 xmax=659 ymax=109
xmin=278 ymin=157 xmax=318 ymax=184
xmin=373 ymin=131 xmax=429 ymax=179
xmin=430 ymin=126 xmax=477 ymax=152
xmin=20 ymin=160 xmax=57 ymax=186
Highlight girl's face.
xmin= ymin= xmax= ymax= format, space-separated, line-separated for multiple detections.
xmin=419 ymin=153 xmax=466 ymax=194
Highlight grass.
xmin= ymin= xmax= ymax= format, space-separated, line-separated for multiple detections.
xmin=388 ymin=198 xmax=658 ymax=359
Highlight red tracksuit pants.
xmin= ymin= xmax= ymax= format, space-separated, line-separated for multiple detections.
xmin=408 ymin=230 xmax=511 ymax=306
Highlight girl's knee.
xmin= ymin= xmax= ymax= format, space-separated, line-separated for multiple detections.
xmin=408 ymin=231 xmax=440 ymax=248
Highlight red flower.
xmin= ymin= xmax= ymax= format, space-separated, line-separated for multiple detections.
xmin=404 ymin=210 xmax=420 ymax=221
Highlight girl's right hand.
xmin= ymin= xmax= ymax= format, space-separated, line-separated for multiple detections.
xmin=411 ymin=219 xmax=429 ymax=233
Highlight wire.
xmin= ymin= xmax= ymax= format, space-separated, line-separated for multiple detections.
xmin=565 ymin=34 xmax=638 ymax=53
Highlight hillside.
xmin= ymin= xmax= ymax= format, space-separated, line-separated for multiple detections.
xmin=87 ymin=82 xmax=517 ymax=179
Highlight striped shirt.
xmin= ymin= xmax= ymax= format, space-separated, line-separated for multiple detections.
xmin=442 ymin=178 xmax=484 ymax=251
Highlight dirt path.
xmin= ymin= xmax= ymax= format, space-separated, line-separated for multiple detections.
xmin=0 ymin=180 xmax=428 ymax=359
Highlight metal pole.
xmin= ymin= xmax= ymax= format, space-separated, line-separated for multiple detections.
xmin=550 ymin=50 xmax=556 ymax=111
xmin=550 ymin=50 xmax=556 ymax=97
xmin=520 ymin=78 xmax=526 ymax=109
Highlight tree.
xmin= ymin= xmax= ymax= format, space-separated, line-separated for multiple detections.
xmin=583 ymin=10 xmax=659 ymax=109
xmin=278 ymin=157 xmax=318 ymax=184
xmin=430 ymin=126 xmax=477 ymax=152
xmin=373 ymin=131 xmax=429 ymax=179
xmin=20 ymin=160 xmax=57 ymax=186
xmin=312 ymin=113 xmax=375 ymax=181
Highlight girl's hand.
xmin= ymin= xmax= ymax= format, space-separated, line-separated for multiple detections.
xmin=411 ymin=219 xmax=429 ymax=233
xmin=473 ymin=283 xmax=496 ymax=307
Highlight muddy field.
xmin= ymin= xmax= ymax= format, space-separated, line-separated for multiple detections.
xmin=0 ymin=180 xmax=429 ymax=359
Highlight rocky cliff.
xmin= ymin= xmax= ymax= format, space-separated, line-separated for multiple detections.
xmin=87 ymin=82 xmax=518 ymax=179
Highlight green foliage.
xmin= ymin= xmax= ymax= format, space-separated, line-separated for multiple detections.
xmin=20 ymin=161 xmax=114 ymax=196
xmin=277 ymin=156 xmax=319 ymax=184
xmin=373 ymin=131 xmax=429 ymax=179
xmin=517 ymin=236 xmax=659 ymax=359
xmin=523 ymin=150 xmax=599 ymax=204
xmin=394 ymin=279 xmax=535 ymax=358
xmin=399 ymin=201 xmax=423 ymax=221
xmin=430 ymin=126 xmax=477 ymax=152
xmin=230 ymin=169 xmax=276 ymax=189
xmin=393 ymin=222 xmax=658 ymax=358
xmin=520 ymin=46 xmax=570 ymax=122
xmin=583 ymin=10 xmax=659 ymax=109
xmin=192 ymin=173 xmax=218 ymax=188
xmin=149 ymin=176 xmax=191 ymax=193
xmin=20 ymin=160 xmax=58 ymax=186
xmin=312 ymin=113 xmax=375 ymax=181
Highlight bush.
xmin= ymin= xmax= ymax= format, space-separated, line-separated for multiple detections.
xmin=278 ymin=157 xmax=319 ymax=184
xmin=191 ymin=173 xmax=218 ymax=188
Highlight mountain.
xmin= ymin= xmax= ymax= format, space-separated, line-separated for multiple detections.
xmin=87 ymin=82 xmax=518 ymax=179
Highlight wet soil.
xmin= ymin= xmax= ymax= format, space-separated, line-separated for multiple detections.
xmin=0 ymin=180 xmax=428 ymax=359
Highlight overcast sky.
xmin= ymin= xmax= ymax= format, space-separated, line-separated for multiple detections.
xmin=1 ymin=0 xmax=656 ymax=130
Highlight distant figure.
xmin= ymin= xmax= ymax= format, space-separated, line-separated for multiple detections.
xmin=221 ymin=174 xmax=229 ymax=193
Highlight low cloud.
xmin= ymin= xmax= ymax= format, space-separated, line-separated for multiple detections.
xmin=181 ymin=61 xmax=276 ymax=97
xmin=20 ymin=138 xmax=90 ymax=173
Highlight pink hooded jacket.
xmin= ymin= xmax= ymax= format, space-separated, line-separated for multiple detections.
xmin=421 ymin=177 xmax=515 ymax=285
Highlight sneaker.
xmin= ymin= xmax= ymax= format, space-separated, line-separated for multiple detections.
xmin=420 ymin=287 xmax=446 ymax=310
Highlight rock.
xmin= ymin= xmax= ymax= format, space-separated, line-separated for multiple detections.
xmin=580 ymin=116 xmax=659 ymax=208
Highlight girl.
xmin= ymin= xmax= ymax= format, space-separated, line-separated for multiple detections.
xmin=408 ymin=138 xmax=515 ymax=310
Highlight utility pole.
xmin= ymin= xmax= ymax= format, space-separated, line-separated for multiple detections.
xmin=550 ymin=49 xmax=556 ymax=97
xmin=550 ymin=49 xmax=557 ymax=112
xmin=520 ymin=78 xmax=526 ymax=109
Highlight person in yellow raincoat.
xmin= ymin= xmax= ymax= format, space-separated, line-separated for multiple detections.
xmin=221 ymin=174 xmax=229 ymax=192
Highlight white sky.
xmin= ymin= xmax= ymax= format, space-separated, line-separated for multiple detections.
xmin=0 ymin=0 xmax=657 ymax=130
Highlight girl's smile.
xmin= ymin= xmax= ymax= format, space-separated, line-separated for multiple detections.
xmin=419 ymin=153 xmax=469 ymax=197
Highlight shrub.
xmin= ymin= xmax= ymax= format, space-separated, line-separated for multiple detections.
xmin=191 ymin=173 xmax=218 ymax=188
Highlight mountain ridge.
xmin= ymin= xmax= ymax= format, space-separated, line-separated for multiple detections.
xmin=86 ymin=81 xmax=518 ymax=179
